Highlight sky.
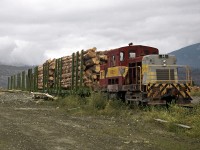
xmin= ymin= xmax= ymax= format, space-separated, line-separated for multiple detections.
xmin=0 ymin=0 xmax=199 ymax=66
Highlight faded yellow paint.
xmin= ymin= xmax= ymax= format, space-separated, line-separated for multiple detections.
xmin=150 ymin=72 xmax=156 ymax=75
xmin=107 ymin=67 xmax=118 ymax=77
xmin=142 ymin=64 xmax=148 ymax=73
xmin=148 ymin=72 xmax=156 ymax=83
xmin=106 ymin=66 xmax=128 ymax=78
xmin=123 ymin=67 xmax=129 ymax=77
xmin=174 ymin=70 xmax=178 ymax=82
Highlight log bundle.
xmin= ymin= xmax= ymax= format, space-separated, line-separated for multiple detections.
xmin=37 ymin=65 xmax=43 ymax=90
xmin=36 ymin=47 xmax=107 ymax=90
xmin=82 ymin=48 xmax=107 ymax=88
xmin=61 ymin=56 xmax=73 ymax=89
xmin=48 ymin=59 xmax=56 ymax=88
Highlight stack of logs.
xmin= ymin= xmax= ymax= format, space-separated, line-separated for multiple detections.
xmin=48 ymin=59 xmax=56 ymax=88
xmin=37 ymin=59 xmax=56 ymax=89
xmin=38 ymin=65 xmax=43 ymax=89
xmin=83 ymin=48 xmax=107 ymax=87
xmin=37 ymin=47 xmax=107 ymax=90
xmin=61 ymin=55 xmax=73 ymax=89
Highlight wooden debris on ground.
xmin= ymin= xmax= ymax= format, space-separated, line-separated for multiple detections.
xmin=31 ymin=92 xmax=55 ymax=100
xmin=154 ymin=118 xmax=191 ymax=129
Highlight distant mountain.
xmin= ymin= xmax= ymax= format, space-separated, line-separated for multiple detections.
xmin=0 ymin=65 xmax=32 ymax=88
xmin=169 ymin=43 xmax=200 ymax=85
xmin=169 ymin=43 xmax=200 ymax=69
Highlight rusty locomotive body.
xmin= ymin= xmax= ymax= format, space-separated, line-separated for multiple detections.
xmin=99 ymin=44 xmax=192 ymax=105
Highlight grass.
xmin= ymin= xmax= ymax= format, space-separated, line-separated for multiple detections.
xmin=47 ymin=92 xmax=200 ymax=138
xmin=191 ymin=90 xmax=200 ymax=96
xmin=142 ymin=104 xmax=200 ymax=137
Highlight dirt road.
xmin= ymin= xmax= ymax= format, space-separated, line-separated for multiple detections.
xmin=0 ymin=92 xmax=199 ymax=150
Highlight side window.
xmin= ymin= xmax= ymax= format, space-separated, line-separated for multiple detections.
xmin=111 ymin=55 xmax=116 ymax=66
xmin=120 ymin=52 xmax=124 ymax=61
xmin=129 ymin=51 xmax=136 ymax=58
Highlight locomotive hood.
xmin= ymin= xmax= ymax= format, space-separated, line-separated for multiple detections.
xmin=142 ymin=54 xmax=177 ymax=66
xmin=142 ymin=54 xmax=178 ymax=85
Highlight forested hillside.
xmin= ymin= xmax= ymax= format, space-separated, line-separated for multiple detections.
xmin=169 ymin=43 xmax=200 ymax=69
xmin=169 ymin=43 xmax=200 ymax=85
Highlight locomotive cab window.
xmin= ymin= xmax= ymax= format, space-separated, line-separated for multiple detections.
xmin=120 ymin=52 xmax=125 ymax=61
xmin=129 ymin=51 xmax=136 ymax=58
xmin=108 ymin=78 xmax=118 ymax=84
xmin=111 ymin=55 xmax=116 ymax=66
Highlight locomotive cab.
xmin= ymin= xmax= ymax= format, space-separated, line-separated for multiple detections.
xmin=99 ymin=45 xmax=157 ymax=100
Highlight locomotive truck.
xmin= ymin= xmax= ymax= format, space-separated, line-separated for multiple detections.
xmin=8 ymin=44 xmax=192 ymax=105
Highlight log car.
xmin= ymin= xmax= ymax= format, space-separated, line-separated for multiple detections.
xmin=99 ymin=44 xmax=192 ymax=105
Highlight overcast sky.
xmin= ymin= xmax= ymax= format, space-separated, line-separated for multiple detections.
xmin=0 ymin=0 xmax=199 ymax=66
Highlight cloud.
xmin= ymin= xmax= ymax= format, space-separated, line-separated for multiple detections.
xmin=0 ymin=0 xmax=199 ymax=65
xmin=0 ymin=37 xmax=48 ymax=65
xmin=0 ymin=37 xmax=17 ymax=64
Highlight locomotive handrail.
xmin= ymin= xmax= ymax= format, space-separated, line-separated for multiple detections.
xmin=148 ymin=80 xmax=191 ymax=83
xmin=127 ymin=66 xmax=142 ymax=91
xmin=138 ymin=66 xmax=142 ymax=91
xmin=147 ymin=65 xmax=190 ymax=67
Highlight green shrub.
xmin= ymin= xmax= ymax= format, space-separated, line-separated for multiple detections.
xmin=108 ymin=99 xmax=126 ymax=109
xmin=57 ymin=95 xmax=84 ymax=108
xmin=76 ymin=87 xmax=91 ymax=97
xmin=101 ymin=99 xmax=129 ymax=117
xmin=88 ymin=92 xmax=108 ymax=110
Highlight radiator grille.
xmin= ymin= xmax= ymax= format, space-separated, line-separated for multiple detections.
xmin=156 ymin=69 xmax=174 ymax=80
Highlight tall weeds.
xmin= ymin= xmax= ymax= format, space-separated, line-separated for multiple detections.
xmin=52 ymin=92 xmax=200 ymax=137
xmin=144 ymin=104 xmax=200 ymax=137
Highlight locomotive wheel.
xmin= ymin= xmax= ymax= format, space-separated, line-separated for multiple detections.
xmin=125 ymin=91 xmax=141 ymax=106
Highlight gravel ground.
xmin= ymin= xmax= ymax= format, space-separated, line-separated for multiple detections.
xmin=191 ymin=96 xmax=200 ymax=104
xmin=0 ymin=91 xmax=200 ymax=150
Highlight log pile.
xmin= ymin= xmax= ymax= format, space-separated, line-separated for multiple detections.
xmin=61 ymin=56 xmax=73 ymax=89
xmin=82 ymin=48 xmax=107 ymax=87
xmin=48 ymin=59 xmax=56 ymax=88
xmin=36 ymin=47 xmax=108 ymax=90
xmin=37 ymin=65 xmax=43 ymax=90
xmin=37 ymin=59 xmax=56 ymax=89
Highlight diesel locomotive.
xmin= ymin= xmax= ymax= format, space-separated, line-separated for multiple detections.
xmin=99 ymin=44 xmax=192 ymax=105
